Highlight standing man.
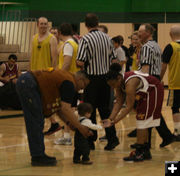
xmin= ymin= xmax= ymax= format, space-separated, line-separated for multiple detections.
xmin=138 ymin=23 xmax=175 ymax=148
xmin=54 ymin=23 xmax=79 ymax=145
xmin=30 ymin=17 xmax=58 ymax=70
xmin=76 ymin=13 xmax=119 ymax=150
xmin=160 ymin=25 xmax=180 ymax=141
xmin=30 ymin=17 xmax=59 ymax=135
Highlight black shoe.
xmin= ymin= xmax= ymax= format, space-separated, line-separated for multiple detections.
xmin=89 ymin=141 xmax=95 ymax=150
xmin=104 ymin=140 xmax=119 ymax=151
xmin=73 ymin=160 xmax=82 ymax=164
xmin=31 ymin=154 xmax=57 ymax=166
xmin=99 ymin=135 xmax=107 ymax=142
xmin=123 ymin=150 xmax=144 ymax=162
xmin=44 ymin=123 xmax=62 ymax=135
xmin=130 ymin=143 xmax=138 ymax=149
xmin=82 ymin=160 xmax=93 ymax=165
xmin=144 ymin=150 xmax=152 ymax=160
xmin=160 ymin=136 xmax=176 ymax=148
xmin=174 ymin=134 xmax=180 ymax=141
xmin=127 ymin=129 xmax=137 ymax=137
xmin=131 ymin=143 xmax=151 ymax=149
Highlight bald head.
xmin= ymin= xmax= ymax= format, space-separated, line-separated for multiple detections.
xmin=170 ymin=25 xmax=180 ymax=40
xmin=37 ymin=17 xmax=48 ymax=25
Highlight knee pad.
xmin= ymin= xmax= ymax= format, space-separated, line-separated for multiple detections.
xmin=172 ymin=107 xmax=179 ymax=114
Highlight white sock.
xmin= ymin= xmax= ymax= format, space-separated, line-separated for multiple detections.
xmin=64 ymin=132 xmax=71 ymax=139
xmin=174 ymin=122 xmax=180 ymax=135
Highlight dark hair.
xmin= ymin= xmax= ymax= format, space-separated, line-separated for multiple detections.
xmin=8 ymin=54 xmax=17 ymax=61
xmin=77 ymin=103 xmax=93 ymax=116
xmin=76 ymin=70 xmax=90 ymax=80
xmin=85 ymin=13 xmax=99 ymax=28
xmin=107 ymin=63 xmax=122 ymax=81
xmin=59 ymin=23 xmax=73 ymax=36
xmin=112 ymin=35 xmax=124 ymax=45
xmin=98 ymin=25 xmax=108 ymax=34
xmin=50 ymin=27 xmax=59 ymax=31
xmin=143 ymin=23 xmax=155 ymax=35
xmin=71 ymin=24 xmax=79 ymax=34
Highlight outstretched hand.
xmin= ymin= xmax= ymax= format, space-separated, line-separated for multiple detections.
xmin=101 ymin=119 xmax=114 ymax=128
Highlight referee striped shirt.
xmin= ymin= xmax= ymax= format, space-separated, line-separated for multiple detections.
xmin=77 ymin=29 xmax=115 ymax=75
xmin=140 ymin=40 xmax=162 ymax=76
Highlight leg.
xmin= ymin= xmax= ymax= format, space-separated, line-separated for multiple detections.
xmin=97 ymin=79 xmax=119 ymax=150
xmin=124 ymin=128 xmax=151 ymax=162
xmin=16 ymin=73 xmax=57 ymax=166
xmin=16 ymin=73 xmax=45 ymax=156
xmin=44 ymin=114 xmax=62 ymax=135
xmin=171 ymin=90 xmax=180 ymax=141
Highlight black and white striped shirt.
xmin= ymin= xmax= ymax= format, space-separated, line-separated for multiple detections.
xmin=77 ymin=29 xmax=115 ymax=75
xmin=140 ymin=40 xmax=162 ymax=76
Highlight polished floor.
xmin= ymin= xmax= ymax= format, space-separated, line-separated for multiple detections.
xmin=0 ymin=90 xmax=179 ymax=176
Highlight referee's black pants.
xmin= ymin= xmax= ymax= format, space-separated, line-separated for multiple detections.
xmin=149 ymin=75 xmax=174 ymax=146
xmin=83 ymin=75 xmax=118 ymax=144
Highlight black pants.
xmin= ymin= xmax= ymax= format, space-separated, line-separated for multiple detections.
xmin=148 ymin=75 xmax=173 ymax=144
xmin=73 ymin=129 xmax=90 ymax=162
xmin=148 ymin=114 xmax=173 ymax=145
xmin=83 ymin=75 xmax=118 ymax=144
xmin=0 ymin=81 xmax=21 ymax=110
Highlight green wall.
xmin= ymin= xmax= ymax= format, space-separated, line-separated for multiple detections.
xmin=1 ymin=0 xmax=180 ymax=12
xmin=1 ymin=0 xmax=180 ymax=24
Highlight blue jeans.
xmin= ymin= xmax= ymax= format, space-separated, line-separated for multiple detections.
xmin=16 ymin=72 xmax=45 ymax=157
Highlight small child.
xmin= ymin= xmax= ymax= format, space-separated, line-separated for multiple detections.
xmin=73 ymin=103 xmax=102 ymax=165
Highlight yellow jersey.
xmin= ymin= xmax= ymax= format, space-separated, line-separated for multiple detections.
xmin=168 ymin=41 xmax=180 ymax=89
xmin=59 ymin=39 xmax=79 ymax=73
xmin=30 ymin=33 xmax=53 ymax=71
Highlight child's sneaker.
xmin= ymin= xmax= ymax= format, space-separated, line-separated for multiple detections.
xmin=54 ymin=137 xmax=72 ymax=145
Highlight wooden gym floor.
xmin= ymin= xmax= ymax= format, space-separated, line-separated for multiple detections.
xmin=0 ymin=90 xmax=179 ymax=176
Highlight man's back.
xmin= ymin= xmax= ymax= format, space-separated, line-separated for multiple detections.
xmin=77 ymin=30 xmax=114 ymax=75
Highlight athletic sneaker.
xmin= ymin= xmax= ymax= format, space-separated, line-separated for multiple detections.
xmin=124 ymin=144 xmax=152 ymax=162
xmin=44 ymin=123 xmax=63 ymax=135
xmin=99 ymin=135 xmax=107 ymax=142
xmin=54 ymin=137 xmax=72 ymax=145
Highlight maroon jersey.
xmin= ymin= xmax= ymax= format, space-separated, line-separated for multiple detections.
xmin=124 ymin=71 xmax=164 ymax=121
xmin=2 ymin=63 xmax=18 ymax=80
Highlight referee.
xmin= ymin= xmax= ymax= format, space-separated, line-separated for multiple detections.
xmin=76 ymin=13 xmax=119 ymax=150
xmin=138 ymin=23 xmax=175 ymax=148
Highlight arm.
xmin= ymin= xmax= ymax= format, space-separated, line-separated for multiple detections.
xmin=160 ymin=63 xmax=167 ymax=81
xmin=57 ymin=102 xmax=92 ymax=138
xmin=160 ymin=44 xmax=172 ymax=80
xmin=50 ymin=36 xmax=58 ymax=68
xmin=29 ymin=35 xmax=34 ymax=71
xmin=0 ymin=64 xmax=10 ymax=83
xmin=141 ymin=64 xmax=150 ymax=74
xmin=108 ymin=88 xmax=125 ymax=121
xmin=76 ymin=38 xmax=87 ymax=69
xmin=81 ymin=119 xmax=103 ymax=130
xmin=61 ymin=55 xmax=72 ymax=71
xmin=61 ymin=42 xmax=74 ymax=71
xmin=103 ymin=77 xmax=140 ymax=128
xmin=113 ymin=77 xmax=140 ymax=124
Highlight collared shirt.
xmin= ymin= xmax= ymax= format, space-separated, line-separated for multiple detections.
xmin=77 ymin=29 xmax=116 ymax=75
xmin=79 ymin=116 xmax=102 ymax=130
xmin=139 ymin=40 xmax=162 ymax=76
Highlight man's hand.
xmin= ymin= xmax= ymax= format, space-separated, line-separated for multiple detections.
xmin=3 ymin=76 xmax=10 ymax=83
xmin=101 ymin=119 xmax=114 ymax=128
xmin=78 ymin=125 xmax=93 ymax=138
